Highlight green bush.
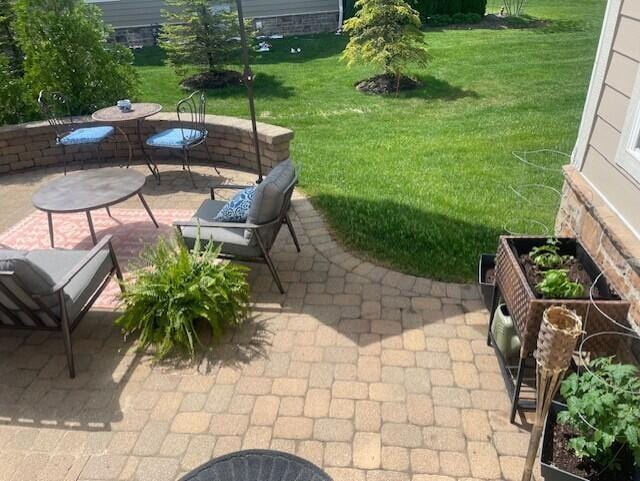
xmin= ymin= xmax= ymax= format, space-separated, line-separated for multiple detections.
xmin=559 ymin=357 xmax=640 ymax=471
xmin=116 ymin=233 xmax=251 ymax=359
xmin=13 ymin=0 xmax=138 ymax=116
xmin=412 ymin=0 xmax=485 ymax=22
xmin=426 ymin=14 xmax=452 ymax=26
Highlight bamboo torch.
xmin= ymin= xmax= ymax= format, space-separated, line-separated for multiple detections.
xmin=521 ymin=306 xmax=582 ymax=481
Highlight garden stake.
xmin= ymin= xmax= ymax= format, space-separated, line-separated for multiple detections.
xmin=521 ymin=306 xmax=582 ymax=481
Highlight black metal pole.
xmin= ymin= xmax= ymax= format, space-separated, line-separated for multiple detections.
xmin=235 ymin=0 xmax=263 ymax=183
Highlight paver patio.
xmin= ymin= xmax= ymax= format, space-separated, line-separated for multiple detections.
xmin=0 ymin=163 xmax=539 ymax=481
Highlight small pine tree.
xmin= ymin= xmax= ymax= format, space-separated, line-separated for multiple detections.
xmin=159 ymin=0 xmax=248 ymax=77
xmin=342 ymin=0 xmax=430 ymax=93
xmin=13 ymin=0 xmax=138 ymax=115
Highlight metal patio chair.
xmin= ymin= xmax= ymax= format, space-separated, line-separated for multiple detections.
xmin=0 ymin=236 xmax=123 ymax=378
xmin=174 ymin=160 xmax=300 ymax=294
xmin=145 ymin=90 xmax=220 ymax=187
xmin=38 ymin=91 xmax=115 ymax=175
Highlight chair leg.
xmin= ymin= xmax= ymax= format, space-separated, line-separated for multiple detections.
xmin=96 ymin=142 xmax=103 ymax=167
xmin=284 ymin=214 xmax=301 ymax=252
xmin=62 ymin=145 xmax=67 ymax=175
xmin=148 ymin=150 xmax=160 ymax=185
xmin=204 ymin=140 xmax=221 ymax=176
xmin=255 ymin=232 xmax=284 ymax=294
xmin=510 ymin=357 xmax=527 ymax=423
xmin=58 ymin=291 xmax=75 ymax=378
xmin=183 ymin=149 xmax=196 ymax=188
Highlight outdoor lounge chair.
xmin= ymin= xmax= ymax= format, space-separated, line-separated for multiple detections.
xmin=145 ymin=90 xmax=220 ymax=187
xmin=38 ymin=91 xmax=115 ymax=175
xmin=174 ymin=159 xmax=300 ymax=294
xmin=0 ymin=236 xmax=123 ymax=378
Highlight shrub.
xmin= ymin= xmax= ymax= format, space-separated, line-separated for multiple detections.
xmin=116 ymin=233 xmax=251 ymax=359
xmin=461 ymin=0 xmax=487 ymax=16
xmin=159 ymin=0 xmax=251 ymax=77
xmin=452 ymin=12 xmax=466 ymax=23
xmin=559 ymin=357 xmax=640 ymax=470
xmin=342 ymin=0 xmax=430 ymax=92
xmin=13 ymin=0 xmax=138 ymax=115
xmin=426 ymin=14 xmax=452 ymax=26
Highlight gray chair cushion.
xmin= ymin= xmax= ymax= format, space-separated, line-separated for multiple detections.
xmin=245 ymin=159 xmax=295 ymax=242
xmin=0 ymin=248 xmax=113 ymax=325
xmin=27 ymin=249 xmax=113 ymax=320
xmin=181 ymin=200 xmax=261 ymax=258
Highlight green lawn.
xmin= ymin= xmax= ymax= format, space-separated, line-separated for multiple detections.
xmin=135 ymin=0 xmax=605 ymax=282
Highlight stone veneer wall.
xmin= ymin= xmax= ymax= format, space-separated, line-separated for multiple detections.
xmin=555 ymin=165 xmax=640 ymax=330
xmin=0 ymin=113 xmax=293 ymax=175
xmin=254 ymin=12 xmax=339 ymax=36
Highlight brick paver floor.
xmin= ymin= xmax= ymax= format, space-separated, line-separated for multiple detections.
xmin=0 ymin=163 xmax=538 ymax=481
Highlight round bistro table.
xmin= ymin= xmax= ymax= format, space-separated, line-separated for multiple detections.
xmin=92 ymin=103 xmax=162 ymax=181
xmin=32 ymin=168 xmax=158 ymax=247
xmin=179 ymin=450 xmax=332 ymax=481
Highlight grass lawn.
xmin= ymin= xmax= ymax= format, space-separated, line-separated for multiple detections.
xmin=135 ymin=0 xmax=605 ymax=282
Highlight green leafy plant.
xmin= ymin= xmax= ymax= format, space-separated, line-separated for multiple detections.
xmin=536 ymin=269 xmax=585 ymax=298
xmin=159 ymin=0 xmax=251 ymax=78
xmin=13 ymin=0 xmax=138 ymax=115
xmin=529 ymin=238 xmax=573 ymax=270
xmin=342 ymin=0 xmax=430 ymax=93
xmin=116 ymin=232 xmax=251 ymax=359
xmin=559 ymin=357 xmax=640 ymax=471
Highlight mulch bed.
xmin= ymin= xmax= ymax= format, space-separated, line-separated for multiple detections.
xmin=181 ymin=70 xmax=243 ymax=90
xmin=545 ymin=420 xmax=636 ymax=481
xmin=425 ymin=14 xmax=548 ymax=31
xmin=355 ymin=74 xmax=421 ymax=95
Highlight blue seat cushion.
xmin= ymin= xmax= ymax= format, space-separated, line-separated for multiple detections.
xmin=214 ymin=187 xmax=256 ymax=223
xmin=59 ymin=126 xmax=114 ymax=145
xmin=146 ymin=128 xmax=205 ymax=149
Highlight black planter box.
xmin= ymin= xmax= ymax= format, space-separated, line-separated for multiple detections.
xmin=541 ymin=402 xmax=640 ymax=481
xmin=478 ymin=253 xmax=496 ymax=310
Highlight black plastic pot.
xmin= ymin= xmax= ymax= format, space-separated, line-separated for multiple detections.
xmin=478 ymin=253 xmax=496 ymax=310
xmin=541 ymin=402 xmax=640 ymax=481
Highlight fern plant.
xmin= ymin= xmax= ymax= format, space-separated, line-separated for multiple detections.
xmin=559 ymin=357 xmax=640 ymax=471
xmin=116 ymin=232 xmax=250 ymax=359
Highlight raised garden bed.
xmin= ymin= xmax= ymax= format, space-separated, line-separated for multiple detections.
xmin=494 ymin=236 xmax=630 ymax=358
xmin=541 ymin=402 xmax=640 ymax=481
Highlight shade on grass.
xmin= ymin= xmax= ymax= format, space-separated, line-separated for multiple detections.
xmin=135 ymin=0 xmax=605 ymax=282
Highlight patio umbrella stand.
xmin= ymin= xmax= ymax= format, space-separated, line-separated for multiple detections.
xmin=521 ymin=306 xmax=582 ymax=481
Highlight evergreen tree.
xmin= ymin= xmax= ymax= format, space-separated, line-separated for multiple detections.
xmin=342 ymin=0 xmax=430 ymax=92
xmin=13 ymin=0 xmax=138 ymax=115
xmin=159 ymin=0 xmax=248 ymax=76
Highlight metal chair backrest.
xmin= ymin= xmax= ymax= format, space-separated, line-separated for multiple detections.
xmin=0 ymin=271 xmax=59 ymax=329
xmin=263 ymin=168 xmax=299 ymax=250
xmin=176 ymin=90 xmax=207 ymax=146
xmin=38 ymin=90 xmax=74 ymax=142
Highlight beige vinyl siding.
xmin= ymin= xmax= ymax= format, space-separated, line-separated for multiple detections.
xmin=581 ymin=0 xmax=640 ymax=233
xmin=92 ymin=0 xmax=339 ymax=29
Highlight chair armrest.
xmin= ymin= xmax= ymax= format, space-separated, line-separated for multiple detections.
xmin=209 ymin=182 xmax=255 ymax=199
xmin=47 ymin=236 xmax=115 ymax=294
xmin=173 ymin=217 xmax=281 ymax=231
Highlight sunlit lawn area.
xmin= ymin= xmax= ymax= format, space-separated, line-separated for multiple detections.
xmin=135 ymin=0 xmax=605 ymax=282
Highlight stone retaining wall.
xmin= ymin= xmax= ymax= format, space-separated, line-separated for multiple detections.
xmin=254 ymin=12 xmax=339 ymax=36
xmin=555 ymin=165 xmax=640 ymax=330
xmin=0 ymin=113 xmax=293 ymax=175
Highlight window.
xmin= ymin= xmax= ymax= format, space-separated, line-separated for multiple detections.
xmin=616 ymin=70 xmax=640 ymax=183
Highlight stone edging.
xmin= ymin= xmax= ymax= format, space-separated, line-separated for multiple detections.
xmin=0 ymin=114 xmax=293 ymax=175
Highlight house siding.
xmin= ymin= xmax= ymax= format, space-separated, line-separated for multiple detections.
xmin=579 ymin=0 xmax=640 ymax=233
xmin=91 ymin=0 xmax=339 ymax=30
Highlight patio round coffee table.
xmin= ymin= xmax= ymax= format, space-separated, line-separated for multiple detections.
xmin=180 ymin=450 xmax=332 ymax=481
xmin=32 ymin=167 xmax=159 ymax=248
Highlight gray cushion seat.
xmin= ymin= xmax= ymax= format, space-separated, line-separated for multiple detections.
xmin=0 ymin=248 xmax=113 ymax=327
xmin=182 ymin=159 xmax=297 ymax=257
xmin=181 ymin=200 xmax=262 ymax=258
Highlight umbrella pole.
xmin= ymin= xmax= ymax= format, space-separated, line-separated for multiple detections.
xmin=235 ymin=0 xmax=263 ymax=183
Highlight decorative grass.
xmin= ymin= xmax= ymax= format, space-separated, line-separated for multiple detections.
xmin=135 ymin=0 xmax=605 ymax=282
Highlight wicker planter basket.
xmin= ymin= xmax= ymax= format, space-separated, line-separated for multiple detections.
xmin=495 ymin=236 xmax=630 ymax=358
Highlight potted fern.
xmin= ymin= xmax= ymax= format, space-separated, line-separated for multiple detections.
xmin=116 ymin=232 xmax=251 ymax=359
xmin=541 ymin=357 xmax=640 ymax=481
